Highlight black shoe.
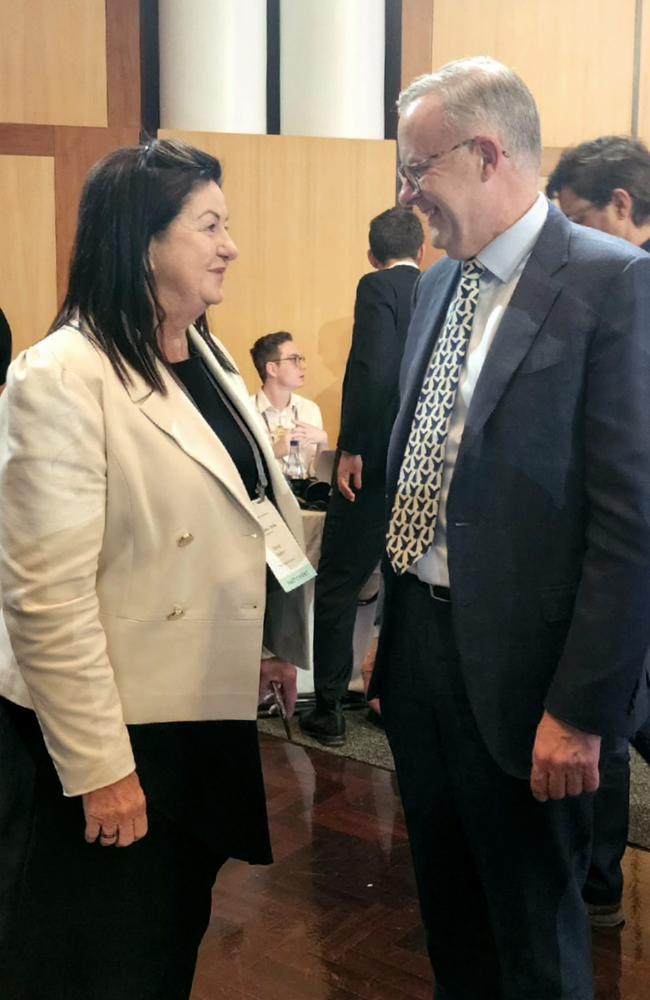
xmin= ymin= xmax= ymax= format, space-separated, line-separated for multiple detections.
xmin=585 ymin=900 xmax=625 ymax=929
xmin=299 ymin=700 xmax=346 ymax=746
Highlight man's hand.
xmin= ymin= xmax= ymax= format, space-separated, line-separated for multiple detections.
xmin=531 ymin=710 xmax=601 ymax=802
xmin=259 ymin=657 xmax=298 ymax=716
xmin=83 ymin=770 xmax=148 ymax=847
xmin=291 ymin=421 xmax=328 ymax=446
xmin=337 ymin=452 xmax=363 ymax=502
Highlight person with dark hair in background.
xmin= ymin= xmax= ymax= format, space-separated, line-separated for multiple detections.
xmin=0 ymin=309 xmax=11 ymax=386
xmin=300 ymin=207 xmax=423 ymax=745
xmin=250 ymin=330 xmax=327 ymax=477
xmin=547 ymin=135 xmax=650 ymax=252
xmin=548 ymin=134 xmax=650 ymax=930
xmin=374 ymin=58 xmax=650 ymax=999
xmin=0 ymin=139 xmax=311 ymax=1000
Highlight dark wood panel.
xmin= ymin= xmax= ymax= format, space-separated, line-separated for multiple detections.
xmin=0 ymin=124 xmax=54 ymax=156
xmin=106 ymin=0 xmax=141 ymax=127
xmin=191 ymin=733 xmax=650 ymax=1000
xmin=53 ymin=126 xmax=139 ymax=302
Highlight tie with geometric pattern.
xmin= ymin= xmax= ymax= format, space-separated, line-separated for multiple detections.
xmin=386 ymin=258 xmax=484 ymax=574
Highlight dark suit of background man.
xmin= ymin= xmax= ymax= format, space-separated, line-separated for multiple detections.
xmin=0 ymin=310 xmax=11 ymax=386
xmin=370 ymin=57 xmax=650 ymax=1000
xmin=300 ymin=208 xmax=424 ymax=746
xmin=546 ymin=135 xmax=650 ymax=931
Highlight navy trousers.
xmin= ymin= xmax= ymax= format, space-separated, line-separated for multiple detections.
xmin=377 ymin=574 xmax=594 ymax=1000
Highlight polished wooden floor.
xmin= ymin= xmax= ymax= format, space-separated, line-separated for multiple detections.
xmin=191 ymin=734 xmax=650 ymax=1000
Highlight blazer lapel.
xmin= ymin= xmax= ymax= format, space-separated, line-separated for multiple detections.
xmin=188 ymin=329 xmax=293 ymax=508
xmin=125 ymin=345 xmax=255 ymax=514
xmin=457 ymin=206 xmax=569 ymax=462
xmin=388 ymin=261 xmax=460 ymax=489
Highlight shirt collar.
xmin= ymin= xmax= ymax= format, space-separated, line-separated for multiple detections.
xmin=257 ymin=388 xmax=294 ymax=413
xmin=476 ymin=192 xmax=549 ymax=283
xmin=386 ymin=259 xmax=420 ymax=269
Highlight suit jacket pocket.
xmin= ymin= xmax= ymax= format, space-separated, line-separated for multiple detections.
xmin=518 ymin=337 xmax=567 ymax=375
xmin=541 ymin=584 xmax=578 ymax=623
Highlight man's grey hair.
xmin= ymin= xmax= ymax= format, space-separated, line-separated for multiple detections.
xmin=398 ymin=56 xmax=541 ymax=175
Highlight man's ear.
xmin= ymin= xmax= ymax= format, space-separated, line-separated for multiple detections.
xmin=611 ymin=188 xmax=634 ymax=220
xmin=265 ymin=360 xmax=276 ymax=381
xmin=474 ymin=137 xmax=501 ymax=179
xmin=415 ymin=243 xmax=425 ymax=266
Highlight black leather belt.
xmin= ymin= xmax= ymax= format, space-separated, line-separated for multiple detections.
xmin=410 ymin=576 xmax=451 ymax=603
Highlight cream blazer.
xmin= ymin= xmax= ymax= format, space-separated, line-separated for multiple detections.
xmin=0 ymin=325 xmax=311 ymax=796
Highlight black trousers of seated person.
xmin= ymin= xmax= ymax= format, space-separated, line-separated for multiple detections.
xmin=313 ymin=480 xmax=385 ymax=703
xmin=0 ymin=700 xmax=228 ymax=1000
xmin=377 ymin=574 xmax=594 ymax=1000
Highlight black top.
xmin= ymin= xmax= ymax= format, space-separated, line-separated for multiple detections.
xmin=0 ymin=309 xmax=12 ymax=384
xmin=173 ymin=352 xmax=261 ymax=499
xmin=127 ymin=351 xmax=273 ymax=864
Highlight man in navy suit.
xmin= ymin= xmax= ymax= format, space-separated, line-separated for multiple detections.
xmin=371 ymin=57 xmax=650 ymax=999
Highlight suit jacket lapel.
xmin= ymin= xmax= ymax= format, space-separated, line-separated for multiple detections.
xmin=456 ymin=206 xmax=569 ymax=463
xmin=388 ymin=261 xmax=460 ymax=489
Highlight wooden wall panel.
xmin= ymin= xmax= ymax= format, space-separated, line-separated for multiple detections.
xmin=160 ymin=130 xmax=397 ymax=441
xmin=401 ymin=0 xmax=435 ymax=89
xmin=638 ymin=0 xmax=650 ymax=143
xmin=428 ymin=0 xmax=636 ymax=148
xmin=106 ymin=0 xmax=142 ymax=127
xmin=0 ymin=0 xmax=108 ymax=127
xmin=54 ymin=127 xmax=140 ymax=302
xmin=0 ymin=156 xmax=58 ymax=358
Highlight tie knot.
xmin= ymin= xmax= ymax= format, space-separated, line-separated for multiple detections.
xmin=462 ymin=258 xmax=483 ymax=281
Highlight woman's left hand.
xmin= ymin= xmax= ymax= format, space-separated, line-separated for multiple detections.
xmin=259 ymin=658 xmax=298 ymax=716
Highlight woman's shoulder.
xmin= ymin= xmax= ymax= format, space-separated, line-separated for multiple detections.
xmin=12 ymin=325 xmax=106 ymax=382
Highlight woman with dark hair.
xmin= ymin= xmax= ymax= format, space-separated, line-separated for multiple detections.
xmin=0 ymin=139 xmax=311 ymax=999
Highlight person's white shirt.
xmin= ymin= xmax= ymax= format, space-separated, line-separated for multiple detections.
xmin=252 ymin=389 xmax=324 ymax=477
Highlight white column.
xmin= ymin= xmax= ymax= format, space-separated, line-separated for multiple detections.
xmin=280 ymin=0 xmax=385 ymax=140
xmin=159 ymin=0 xmax=267 ymax=134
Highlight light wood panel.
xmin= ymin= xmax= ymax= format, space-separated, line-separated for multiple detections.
xmin=160 ymin=130 xmax=398 ymax=442
xmin=401 ymin=0 xmax=435 ymax=89
xmin=429 ymin=0 xmax=637 ymax=148
xmin=0 ymin=0 xmax=108 ymax=127
xmin=638 ymin=0 xmax=650 ymax=143
xmin=0 ymin=156 xmax=58 ymax=360
xmin=54 ymin=126 xmax=140 ymax=302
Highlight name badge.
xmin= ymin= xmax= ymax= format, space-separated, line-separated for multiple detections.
xmin=254 ymin=497 xmax=316 ymax=593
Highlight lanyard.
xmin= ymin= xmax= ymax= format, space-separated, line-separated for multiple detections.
xmin=200 ymin=363 xmax=270 ymax=501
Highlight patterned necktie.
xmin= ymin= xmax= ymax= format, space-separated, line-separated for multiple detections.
xmin=386 ymin=258 xmax=484 ymax=574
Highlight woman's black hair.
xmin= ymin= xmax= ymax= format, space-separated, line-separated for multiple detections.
xmin=50 ymin=138 xmax=236 ymax=391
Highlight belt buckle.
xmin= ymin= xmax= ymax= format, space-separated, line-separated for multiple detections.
xmin=428 ymin=584 xmax=451 ymax=603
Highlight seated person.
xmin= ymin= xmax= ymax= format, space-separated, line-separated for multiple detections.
xmin=250 ymin=331 xmax=327 ymax=477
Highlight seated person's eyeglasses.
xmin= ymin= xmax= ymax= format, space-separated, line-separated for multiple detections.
xmin=274 ymin=354 xmax=306 ymax=366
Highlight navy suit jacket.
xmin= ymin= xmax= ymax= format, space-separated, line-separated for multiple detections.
xmin=374 ymin=203 xmax=650 ymax=777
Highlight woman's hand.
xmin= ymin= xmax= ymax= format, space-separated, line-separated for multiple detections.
xmin=259 ymin=657 xmax=298 ymax=716
xmin=83 ymin=770 xmax=148 ymax=848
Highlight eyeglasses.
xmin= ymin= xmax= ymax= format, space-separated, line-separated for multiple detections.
xmin=398 ymin=137 xmax=509 ymax=194
xmin=398 ymin=138 xmax=478 ymax=192
xmin=273 ymin=354 xmax=306 ymax=367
